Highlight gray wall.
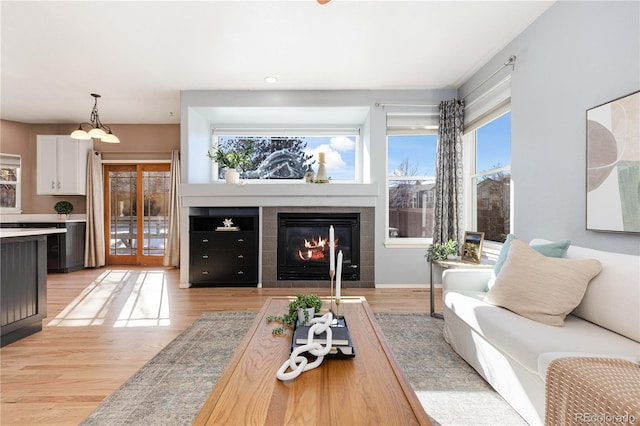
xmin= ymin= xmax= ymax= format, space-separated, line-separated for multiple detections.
xmin=461 ymin=1 xmax=640 ymax=254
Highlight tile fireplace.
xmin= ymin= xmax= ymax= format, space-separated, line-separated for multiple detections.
xmin=277 ymin=212 xmax=360 ymax=281
xmin=261 ymin=206 xmax=374 ymax=288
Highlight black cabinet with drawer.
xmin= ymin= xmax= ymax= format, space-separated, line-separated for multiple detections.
xmin=43 ymin=222 xmax=86 ymax=273
xmin=1 ymin=221 xmax=86 ymax=273
xmin=189 ymin=207 xmax=259 ymax=286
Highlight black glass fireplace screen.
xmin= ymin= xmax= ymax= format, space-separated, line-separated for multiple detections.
xmin=277 ymin=213 xmax=360 ymax=281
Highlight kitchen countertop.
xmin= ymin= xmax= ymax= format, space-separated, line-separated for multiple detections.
xmin=0 ymin=228 xmax=67 ymax=239
xmin=0 ymin=214 xmax=86 ymax=224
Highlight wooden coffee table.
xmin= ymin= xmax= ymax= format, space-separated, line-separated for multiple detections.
xmin=194 ymin=296 xmax=432 ymax=425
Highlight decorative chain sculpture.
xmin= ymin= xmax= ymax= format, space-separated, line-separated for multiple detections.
xmin=276 ymin=312 xmax=334 ymax=381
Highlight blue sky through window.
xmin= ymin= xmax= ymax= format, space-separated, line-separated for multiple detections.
xmin=387 ymin=112 xmax=511 ymax=177
xmin=303 ymin=136 xmax=356 ymax=180
xmin=388 ymin=135 xmax=438 ymax=176
xmin=221 ymin=112 xmax=510 ymax=181
xmin=477 ymin=112 xmax=511 ymax=173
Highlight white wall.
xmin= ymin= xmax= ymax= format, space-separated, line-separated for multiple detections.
xmin=460 ymin=1 xmax=640 ymax=255
xmin=183 ymin=107 xmax=212 ymax=184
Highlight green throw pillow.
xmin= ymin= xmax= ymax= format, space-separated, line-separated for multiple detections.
xmin=494 ymin=235 xmax=571 ymax=274
xmin=486 ymin=235 xmax=571 ymax=290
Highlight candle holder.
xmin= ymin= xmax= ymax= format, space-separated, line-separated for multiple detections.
xmin=329 ymin=269 xmax=336 ymax=322
xmin=335 ymin=298 xmax=341 ymax=320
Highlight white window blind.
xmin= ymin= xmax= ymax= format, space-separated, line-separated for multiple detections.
xmin=386 ymin=113 xmax=439 ymax=136
xmin=0 ymin=153 xmax=21 ymax=166
xmin=464 ymin=75 xmax=511 ymax=133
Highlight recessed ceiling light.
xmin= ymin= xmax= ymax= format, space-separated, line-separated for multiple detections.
xmin=264 ymin=76 xmax=278 ymax=84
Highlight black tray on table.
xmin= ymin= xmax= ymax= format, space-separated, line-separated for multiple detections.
xmin=290 ymin=314 xmax=355 ymax=358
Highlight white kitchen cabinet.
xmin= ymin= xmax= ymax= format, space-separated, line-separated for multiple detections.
xmin=36 ymin=135 xmax=93 ymax=195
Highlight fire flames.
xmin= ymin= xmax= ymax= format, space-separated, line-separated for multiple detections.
xmin=298 ymin=236 xmax=339 ymax=261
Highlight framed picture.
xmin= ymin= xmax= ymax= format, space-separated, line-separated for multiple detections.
xmin=586 ymin=90 xmax=640 ymax=234
xmin=462 ymin=231 xmax=484 ymax=263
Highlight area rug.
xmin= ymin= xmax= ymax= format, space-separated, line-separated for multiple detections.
xmin=81 ymin=311 xmax=526 ymax=426
xmin=374 ymin=313 xmax=526 ymax=426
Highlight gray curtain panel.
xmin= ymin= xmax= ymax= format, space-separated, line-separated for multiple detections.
xmin=433 ymin=98 xmax=465 ymax=244
xmin=163 ymin=149 xmax=181 ymax=267
xmin=84 ymin=150 xmax=106 ymax=267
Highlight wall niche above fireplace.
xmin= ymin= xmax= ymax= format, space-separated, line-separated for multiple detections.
xmin=277 ymin=213 xmax=360 ymax=281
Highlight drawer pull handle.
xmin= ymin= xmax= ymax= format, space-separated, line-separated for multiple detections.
xmin=237 ymin=238 xmax=244 ymax=242
xmin=237 ymin=271 xmax=244 ymax=275
xmin=202 ymin=239 xmax=209 ymax=243
xmin=237 ymin=255 xmax=244 ymax=259
xmin=201 ymin=271 xmax=209 ymax=275
xmin=202 ymin=255 xmax=209 ymax=259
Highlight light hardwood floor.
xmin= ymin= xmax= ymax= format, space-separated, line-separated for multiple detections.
xmin=1 ymin=267 xmax=440 ymax=425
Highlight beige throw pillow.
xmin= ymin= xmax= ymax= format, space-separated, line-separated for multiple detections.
xmin=484 ymin=239 xmax=602 ymax=326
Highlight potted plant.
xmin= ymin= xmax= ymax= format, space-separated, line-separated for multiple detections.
xmin=266 ymin=293 xmax=323 ymax=335
xmin=207 ymin=146 xmax=252 ymax=184
xmin=425 ymin=239 xmax=459 ymax=263
xmin=54 ymin=200 xmax=73 ymax=220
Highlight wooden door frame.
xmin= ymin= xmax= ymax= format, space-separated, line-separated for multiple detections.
xmin=103 ymin=163 xmax=170 ymax=266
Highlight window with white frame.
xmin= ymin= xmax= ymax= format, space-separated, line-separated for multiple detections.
xmin=385 ymin=111 xmax=439 ymax=244
xmin=465 ymin=112 xmax=511 ymax=243
xmin=211 ymin=128 xmax=360 ymax=181
xmin=463 ymin=74 xmax=512 ymax=244
xmin=387 ymin=135 xmax=437 ymax=241
xmin=0 ymin=154 xmax=21 ymax=213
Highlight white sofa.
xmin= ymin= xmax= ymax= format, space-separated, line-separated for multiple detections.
xmin=441 ymin=239 xmax=640 ymax=425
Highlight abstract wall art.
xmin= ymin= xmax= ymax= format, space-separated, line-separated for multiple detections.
xmin=586 ymin=90 xmax=640 ymax=234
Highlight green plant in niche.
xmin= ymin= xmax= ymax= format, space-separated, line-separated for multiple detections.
xmin=54 ymin=200 xmax=74 ymax=215
xmin=266 ymin=293 xmax=323 ymax=335
xmin=425 ymin=239 xmax=459 ymax=262
xmin=207 ymin=145 xmax=253 ymax=170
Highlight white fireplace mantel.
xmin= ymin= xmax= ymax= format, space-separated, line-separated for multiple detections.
xmin=179 ymin=182 xmax=379 ymax=207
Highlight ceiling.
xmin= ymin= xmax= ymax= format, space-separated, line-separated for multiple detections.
xmin=1 ymin=1 xmax=554 ymax=125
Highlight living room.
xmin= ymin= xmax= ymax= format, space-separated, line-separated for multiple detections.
xmin=1 ymin=1 xmax=639 ymax=425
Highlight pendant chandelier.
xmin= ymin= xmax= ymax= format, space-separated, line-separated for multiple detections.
xmin=70 ymin=93 xmax=120 ymax=143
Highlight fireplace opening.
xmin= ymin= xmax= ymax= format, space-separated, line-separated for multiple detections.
xmin=277 ymin=213 xmax=360 ymax=281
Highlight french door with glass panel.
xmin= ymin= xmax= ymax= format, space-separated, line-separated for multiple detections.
xmin=104 ymin=164 xmax=170 ymax=265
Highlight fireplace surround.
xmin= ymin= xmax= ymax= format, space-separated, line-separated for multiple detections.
xmin=277 ymin=212 xmax=360 ymax=281
xmin=262 ymin=206 xmax=374 ymax=288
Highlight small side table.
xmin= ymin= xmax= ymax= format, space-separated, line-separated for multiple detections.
xmin=429 ymin=259 xmax=494 ymax=318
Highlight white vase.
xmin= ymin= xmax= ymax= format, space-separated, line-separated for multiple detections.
xmin=225 ymin=168 xmax=240 ymax=184
xmin=298 ymin=308 xmax=315 ymax=325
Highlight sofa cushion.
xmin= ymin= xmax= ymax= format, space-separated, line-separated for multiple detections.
xmin=487 ymin=235 xmax=570 ymax=290
xmin=443 ymin=289 xmax=640 ymax=375
xmin=553 ymin=241 xmax=640 ymax=343
xmin=484 ymin=240 xmax=602 ymax=326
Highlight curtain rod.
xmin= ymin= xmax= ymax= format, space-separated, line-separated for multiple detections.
xmin=376 ymin=55 xmax=516 ymax=108
xmin=97 ymin=151 xmax=173 ymax=155
xmin=463 ymin=55 xmax=516 ymax=100
xmin=375 ymin=102 xmax=439 ymax=108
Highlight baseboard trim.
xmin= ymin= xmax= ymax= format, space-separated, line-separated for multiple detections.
xmin=375 ymin=283 xmax=441 ymax=289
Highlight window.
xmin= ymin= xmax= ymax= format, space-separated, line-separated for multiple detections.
xmin=0 ymin=154 xmax=21 ymax=213
xmin=466 ymin=112 xmax=511 ymax=242
xmin=211 ymin=129 xmax=359 ymax=181
xmin=387 ymin=134 xmax=437 ymax=242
